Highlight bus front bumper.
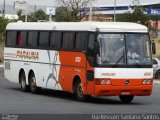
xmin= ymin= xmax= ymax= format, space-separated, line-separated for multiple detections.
xmin=94 ymin=85 xmax=152 ymax=96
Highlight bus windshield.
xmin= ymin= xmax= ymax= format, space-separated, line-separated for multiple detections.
xmin=96 ymin=33 xmax=152 ymax=66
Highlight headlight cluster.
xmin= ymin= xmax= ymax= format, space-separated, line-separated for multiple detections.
xmin=142 ymin=80 xmax=152 ymax=85
xmin=96 ymin=79 xmax=111 ymax=85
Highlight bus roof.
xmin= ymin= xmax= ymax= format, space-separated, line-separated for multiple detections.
xmin=6 ymin=22 xmax=148 ymax=33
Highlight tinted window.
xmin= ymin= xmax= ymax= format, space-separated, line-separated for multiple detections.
xmin=75 ymin=32 xmax=86 ymax=50
xmin=6 ymin=31 xmax=17 ymax=46
xmin=62 ymin=32 xmax=74 ymax=50
xmin=88 ymin=33 xmax=95 ymax=66
xmin=39 ymin=32 xmax=50 ymax=47
xmin=28 ymin=31 xmax=38 ymax=47
xmin=153 ymin=59 xmax=158 ymax=64
xmin=20 ymin=31 xmax=27 ymax=47
xmin=50 ymin=32 xmax=62 ymax=49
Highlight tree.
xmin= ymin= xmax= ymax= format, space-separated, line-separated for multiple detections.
xmin=54 ymin=7 xmax=72 ymax=22
xmin=17 ymin=10 xmax=22 ymax=18
xmin=16 ymin=10 xmax=24 ymax=21
xmin=0 ymin=17 xmax=9 ymax=43
xmin=56 ymin=0 xmax=90 ymax=22
xmin=28 ymin=9 xmax=48 ymax=22
xmin=116 ymin=6 xmax=150 ymax=26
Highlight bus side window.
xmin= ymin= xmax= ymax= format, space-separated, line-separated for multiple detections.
xmin=62 ymin=32 xmax=74 ymax=50
xmin=20 ymin=31 xmax=27 ymax=47
xmin=17 ymin=31 xmax=21 ymax=45
xmin=50 ymin=32 xmax=62 ymax=50
xmin=75 ymin=32 xmax=86 ymax=51
xmin=88 ymin=33 xmax=95 ymax=66
xmin=39 ymin=31 xmax=50 ymax=48
xmin=28 ymin=31 xmax=38 ymax=47
xmin=6 ymin=31 xmax=17 ymax=46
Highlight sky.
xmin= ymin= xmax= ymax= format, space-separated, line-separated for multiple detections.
xmin=0 ymin=0 xmax=57 ymax=6
xmin=0 ymin=0 xmax=160 ymax=14
xmin=0 ymin=0 xmax=160 ymax=7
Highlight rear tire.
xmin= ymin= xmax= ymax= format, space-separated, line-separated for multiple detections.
xmin=29 ymin=73 xmax=41 ymax=94
xmin=20 ymin=72 xmax=29 ymax=92
xmin=75 ymin=80 xmax=90 ymax=102
xmin=119 ymin=95 xmax=134 ymax=103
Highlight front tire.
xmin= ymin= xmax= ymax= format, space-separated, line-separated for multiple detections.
xmin=20 ymin=72 xmax=29 ymax=92
xmin=119 ymin=95 xmax=134 ymax=103
xmin=29 ymin=73 xmax=41 ymax=94
xmin=75 ymin=80 xmax=90 ymax=102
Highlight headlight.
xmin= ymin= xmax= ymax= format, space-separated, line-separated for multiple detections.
xmin=142 ymin=80 xmax=152 ymax=85
xmin=100 ymin=80 xmax=105 ymax=85
xmin=96 ymin=79 xmax=111 ymax=85
xmin=147 ymin=80 xmax=152 ymax=84
xmin=106 ymin=80 xmax=111 ymax=85
xmin=142 ymin=80 xmax=147 ymax=84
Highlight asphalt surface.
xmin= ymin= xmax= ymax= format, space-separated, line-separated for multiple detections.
xmin=0 ymin=68 xmax=160 ymax=114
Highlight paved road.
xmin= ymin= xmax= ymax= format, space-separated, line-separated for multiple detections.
xmin=0 ymin=68 xmax=160 ymax=114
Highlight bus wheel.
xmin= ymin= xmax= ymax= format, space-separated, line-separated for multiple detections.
xmin=29 ymin=73 xmax=41 ymax=94
xmin=119 ymin=95 xmax=134 ymax=103
xmin=75 ymin=80 xmax=90 ymax=102
xmin=20 ymin=72 xmax=29 ymax=92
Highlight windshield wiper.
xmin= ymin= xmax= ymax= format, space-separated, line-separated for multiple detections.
xmin=114 ymin=48 xmax=125 ymax=66
xmin=114 ymin=55 xmax=125 ymax=66
xmin=128 ymin=57 xmax=140 ymax=67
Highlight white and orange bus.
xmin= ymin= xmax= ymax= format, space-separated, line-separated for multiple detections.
xmin=4 ymin=22 xmax=154 ymax=103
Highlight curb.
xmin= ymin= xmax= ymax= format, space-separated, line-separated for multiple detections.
xmin=153 ymin=80 xmax=160 ymax=85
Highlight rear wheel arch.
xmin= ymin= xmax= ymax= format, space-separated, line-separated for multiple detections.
xmin=28 ymin=69 xmax=35 ymax=83
xmin=19 ymin=68 xmax=25 ymax=84
xmin=19 ymin=68 xmax=29 ymax=91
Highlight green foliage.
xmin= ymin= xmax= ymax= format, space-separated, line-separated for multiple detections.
xmin=116 ymin=6 xmax=150 ymax=26
xmin=56 ymin=0 xmax=90 ymax=22
xmin=17 ymin=10 xmax=24 ymax=21
xmin=28 ymin=9 xmax=48 ymax=22
xmin=54 ymin=7 xmax=73 ymax=22
xmin=0 ymin=17 xmax=9 ymax=43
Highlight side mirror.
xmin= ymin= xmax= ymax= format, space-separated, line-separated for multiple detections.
xmin=152 ymin=42 xmax=156 ymax=54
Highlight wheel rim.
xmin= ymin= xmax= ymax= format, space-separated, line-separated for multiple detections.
xmin=77 ymin=83 xmax=83 ymax=98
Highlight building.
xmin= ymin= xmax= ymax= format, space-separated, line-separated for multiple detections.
xmin=0 ymin=14 xmax=18 ymax=20
xmin=92 ymin=0 xmax=160 ymax=30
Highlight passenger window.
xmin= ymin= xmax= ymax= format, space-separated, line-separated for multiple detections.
xmin=75 ymin=32 xmax=86 ymax=50
xmin=28 ymin=31 xmax=38 ymax=47
xmin=6 ymin=31 xmax=17 ymax=46
xmin=39 ymin=32 xmax=50 ymax=47
xmin=62 ymin=32 xmax=74 ymax=50
xmin=17 ymin=32 xmax=21 ymax=45
xmin=50 ymin=32 xmax=62 ymax=49
xmin=20 ymin=31 xmax=27 ymax=47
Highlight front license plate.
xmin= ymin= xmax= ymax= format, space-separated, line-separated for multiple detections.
xmin=121 ymin=91 xmax=131 ymax=95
